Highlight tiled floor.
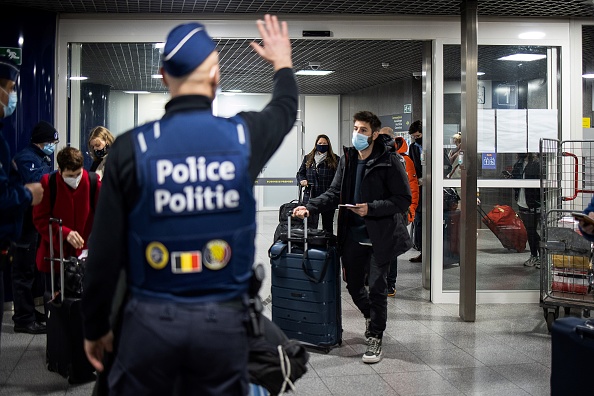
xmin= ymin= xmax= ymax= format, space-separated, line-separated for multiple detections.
xmin=0 ymin=211 xmax=554 ymax=395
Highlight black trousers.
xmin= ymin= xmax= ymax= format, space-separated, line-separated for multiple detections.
xmin=342 ymin=236 xmax=389 ymax=338
xmin=518 ymin=207 xmax=540 ymax=257
xmin=308 ymin=209 xmax=335 ymax=234
xmin=11 ymin=233 xmax=38 ymax=326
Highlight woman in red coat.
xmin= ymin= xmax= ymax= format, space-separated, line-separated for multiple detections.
xmin=33 ymin=147 xmax=101 ymax=283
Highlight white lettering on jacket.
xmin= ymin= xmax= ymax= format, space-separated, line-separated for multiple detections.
xmin=153 ymin=156 xmax=240 ymax=214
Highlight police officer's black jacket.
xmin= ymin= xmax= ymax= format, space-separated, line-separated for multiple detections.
xmin=305 ymin=141 xmax=412 ymax=264
xmin=82 ymin=68 xmax=298 ymax=341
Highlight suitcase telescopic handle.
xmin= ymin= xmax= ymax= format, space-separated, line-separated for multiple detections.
xmin=576 ymin=320 xmax=594 ymax=339
xmin=49 ymin=218 xmax=65 ymax=303
xmin=287 ymin=213 xmax=308 ymax=252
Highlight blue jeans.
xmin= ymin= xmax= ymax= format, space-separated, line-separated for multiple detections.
xmin=108 ymin=297 xmax=249 ymax=396
xmin=341 ymin=236 xmax=389 ymax=339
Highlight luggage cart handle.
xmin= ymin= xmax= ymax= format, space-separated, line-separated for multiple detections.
xmin=562 ymin=152 xmax=594 ymax=201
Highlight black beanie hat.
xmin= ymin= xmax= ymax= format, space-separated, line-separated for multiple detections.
xmin=31 ymin=121 xmax=59 ymax=144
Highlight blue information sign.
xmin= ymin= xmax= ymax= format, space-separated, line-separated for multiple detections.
xmin=482 ymin=153 xmax=496 ymax=169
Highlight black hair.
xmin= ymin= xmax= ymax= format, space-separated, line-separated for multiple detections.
xmin=409 ymin=120 xmax=422 ymax=134
xmin=353 ymin=111 xmax=381 ymax=132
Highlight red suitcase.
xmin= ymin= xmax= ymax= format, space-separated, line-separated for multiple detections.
xmin=479 ymin=205 xmax=528 ymax=253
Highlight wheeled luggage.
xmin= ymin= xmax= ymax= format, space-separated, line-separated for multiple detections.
xmin=273 ymin=187 xmax=306 ymax=242
xmin=479 ymin=205 xmax=527 ymax=252
xmin=443 ymin=210 xmax=461 ymax=265
xmin=269 ymin=216 xmax=342 ymax=351
xmin=45 ymin=218 xmax=95 ymax=384
xmin=550 ymin=317 xmax=594 ymax=395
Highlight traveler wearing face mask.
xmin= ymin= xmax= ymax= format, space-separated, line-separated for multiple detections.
xmin=32 ymin=147 xmax=101 ymax=290
xmin=293 ymin=111 xmax=411 ymax=364
xmin=408 ymin=120 xmax=423 ymax=263
xmin=88 ymin=126 xmax=115 ymax=180
xmin=10 ymin=121 xmax=59 ymax=333
xmin=1 ymin=57 xmax=44 ymax=350
xmin=296 ymin=134 xmax=339 ymax=233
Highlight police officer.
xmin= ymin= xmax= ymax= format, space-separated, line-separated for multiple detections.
xmin=82 ymin=15 xmax=297 ymax=395
xmin=0 ymin=57 xmax=43 ymax=351
xmin=10 ymin=120 xmax=58 ymax=334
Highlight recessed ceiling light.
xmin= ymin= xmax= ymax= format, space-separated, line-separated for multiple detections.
xmin=518 ymin=32 xmax=546 ymax=39
xmin=69 ymin=76 xmax=88 ymax=81
xmin=477 ymin=72 xmax=485 ymax=76
xmin=151 ymin=74 xmax=163 ymax=79
xmin=227 ymin=89 xmax=243 ymax=93
xmin=583 ymin=73 xmax=594 ymax=79
xmin=498 ymin=54 xmax=546 ymax=62
xmin=124 ymin=90 xmax=151 ymax=94
xmin=295 ymin=70 xmax=334 ymax=76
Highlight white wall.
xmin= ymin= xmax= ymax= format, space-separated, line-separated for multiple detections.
xmin=137 ymin=92 xmax=169 ymax=125
xmin=107 ymin=91 xmax=135 ymax=136
xmin=303 ymin=95 xmax=340 ymax=155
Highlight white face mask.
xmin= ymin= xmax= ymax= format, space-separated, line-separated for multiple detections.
xmin=63 ymin=173 xmax=82 ymax=189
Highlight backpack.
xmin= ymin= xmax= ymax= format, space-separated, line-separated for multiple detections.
xmin=49 ymin=171 xmax=98 ymax=213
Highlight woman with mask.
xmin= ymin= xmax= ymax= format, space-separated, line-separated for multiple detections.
xmin=33 ymin=147 xmax=101 ymax=285
xmin=296 ymin=134 xmax=339 ymax=233
xmin=88 ymin=126 xmax=115 ymax=180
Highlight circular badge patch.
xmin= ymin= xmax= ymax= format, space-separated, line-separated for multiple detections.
xmin=145 ymin=242 xmax=169 ymax=270
xmin=203 ymin=240 xmax=232 ymax=270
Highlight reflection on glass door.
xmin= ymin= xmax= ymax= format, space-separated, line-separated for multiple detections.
xmin=442 ymin=44 xmax=560 ymax=292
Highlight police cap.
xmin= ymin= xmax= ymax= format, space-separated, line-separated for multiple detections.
xmin=162 ymin=22 xmax=217 ymax=78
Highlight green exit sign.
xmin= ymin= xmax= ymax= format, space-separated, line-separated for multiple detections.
xmin=0 ymin=47 xmax=22 ymax=65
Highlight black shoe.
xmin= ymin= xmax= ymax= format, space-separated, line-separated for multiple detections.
xmin=14 ymin=321 xmax=47 ymax=334
xmin=410 ymin=253 xmax=422 ymax=263
xmin=35 ymin=310 xmax=47 ymax=323
xmin=387 ymin=286 xmax=396 ymax=297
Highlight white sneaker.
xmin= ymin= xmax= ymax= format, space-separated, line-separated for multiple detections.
xmin=523 ymin=256 xmax=537 ymax=267
xmin=362 ymin=337 xmax=383 ymax=364
xmin=534 ymin=256 xmax=541 ymax=269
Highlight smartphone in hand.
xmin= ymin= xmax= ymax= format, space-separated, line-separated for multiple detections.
xmin=571 ymin=212 xmax=594 ymax=226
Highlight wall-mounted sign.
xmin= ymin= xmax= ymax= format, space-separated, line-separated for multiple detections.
xmin=482 ymin=153 xmax=496 ymax=169
xmin=0 ymin=47 xmax=22 ymax=65
xmin=379 ymin=113 xmax=412 ymax=132
xmin=403 ymin=104 xmax=412 ymax=113
xmin=583 ymin=118 xmax=591 ymax=128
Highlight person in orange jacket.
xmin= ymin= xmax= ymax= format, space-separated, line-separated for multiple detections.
xmin=377 ymin=127 xmax=419 ymax=296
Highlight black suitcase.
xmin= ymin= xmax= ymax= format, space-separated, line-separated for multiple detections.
xmin=269 ymin=216 xmax=342 ymax=351
xmin=45 ymin=218 xmax=95 ymax=384
xmin=550 ymin=317 xmax=594 ymax=395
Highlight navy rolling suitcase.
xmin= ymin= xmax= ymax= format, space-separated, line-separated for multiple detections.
xmin=551 ymin=317 xmax=594 ymax=395
xmin=45 ymin=218 xmax=95 ymax=384
xmin=269 ymin=216 xmax=342 ymax=351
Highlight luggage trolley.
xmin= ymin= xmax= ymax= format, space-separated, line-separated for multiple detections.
xmin=540 ymin=138 xmax=594 ymax=332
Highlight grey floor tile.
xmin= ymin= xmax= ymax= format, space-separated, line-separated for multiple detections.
xmin=0 ymin=347 xmax=24 ymax=371
xmin=440 ymin=332 xmax=503 ymax=349
xmin=64 ymin=382 xmax=96 ymax=395
xmin=521 ymin=385 xmax=550 ymax=396
xmin=370 ymin=349 xmax=433 ymax=374
xmin=12 ymin=349 xmax=47 ymax=371
xmin=1 ymin=368 xmax=68 ymax=396
xmin=290 ymin=376 xmax=333 ymax=395
xmin=308 ymin=346 xmax=377 ymax=378
xmin=490 ymin=363 xmax=551 ymax=390
xmin=413 ymin=348 xmax=485 ymax=371
xmin=436 ymin=366 xmax=522 ymax=394
xmin=465 ymin=388 xmax=531 ymax=396
xmin=462 ymin=345 xmax=535 ymax=366
xmin=391 ymin=332 xmax=458 ymax=351
xmin=323 ymin=374 xmax=398 ymax=395
xmin=380 ymin=370 xmax=461 ymax=395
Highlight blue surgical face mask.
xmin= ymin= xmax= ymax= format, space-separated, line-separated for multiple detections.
xmin=1 ymin=88 xmax=17 ymax=118
xmin=42 ymin=143 xmax=56 ymax=156
xmin=316 ymin=144 xmax=328 ymax=153
xmin=352 ymin=132 xmax=371 ymax=151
